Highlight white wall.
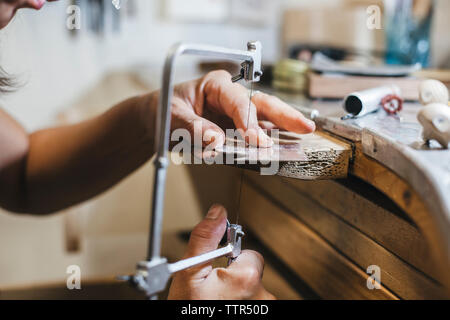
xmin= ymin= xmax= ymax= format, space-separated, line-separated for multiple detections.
xmin=1 ymin=0 xmax=447 ymax=131
xmin=0 ymin=0 xmax=344 ymax=131
xmin=0 ymin=0 xmax=281 ymax=131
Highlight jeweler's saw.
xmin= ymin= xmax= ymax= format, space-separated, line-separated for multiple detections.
xmin=119 ymin=41 xmax=263 ymax=299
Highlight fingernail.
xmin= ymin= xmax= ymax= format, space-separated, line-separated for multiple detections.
xmin=258 ymin=128 xmax=273 ymax=147
xmin=207 ymin=204 xmax=223 ymax=219
xmin=204 ymin=130 xmax=224 ymax=147
xmin=307 ymin=120 xmax=316 ymax=131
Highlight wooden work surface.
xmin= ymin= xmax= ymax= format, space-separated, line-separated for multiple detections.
xmin=222 ymin=87 xmax=450 ymax=298
xmin=210 ymin=131 xmax=351 ymax=180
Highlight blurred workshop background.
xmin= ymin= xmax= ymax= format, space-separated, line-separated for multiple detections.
xmin=0 ymin=0 xmax=449 ymax=299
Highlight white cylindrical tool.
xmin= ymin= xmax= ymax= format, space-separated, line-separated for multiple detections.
xmin=343 ymin=85 xmax=401 ymax=118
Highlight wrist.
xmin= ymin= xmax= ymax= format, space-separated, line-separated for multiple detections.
xmin=138 ymin=90 xmax=159 ymax=145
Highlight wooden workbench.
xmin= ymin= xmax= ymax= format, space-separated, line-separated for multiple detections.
xmin=188 ymin=89 xmax=450 ymax=300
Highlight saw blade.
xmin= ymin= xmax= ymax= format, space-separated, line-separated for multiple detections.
xmin=234 ymin=83 xmax=254 ymax=225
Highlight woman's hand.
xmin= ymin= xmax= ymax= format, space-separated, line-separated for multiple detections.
xmin=0 ymin=70 xmax=315 ymax=214
xmin=168 ymin=204 xmax=275 ymax=300
xmin=153 ymin=70 xmax=315 ymax=148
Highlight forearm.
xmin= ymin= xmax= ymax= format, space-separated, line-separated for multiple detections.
xmin=22 ymin=92 xmax=157 ymax=214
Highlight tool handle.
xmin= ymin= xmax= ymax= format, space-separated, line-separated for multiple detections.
xmin=168 ymin=244 xmax=234 ymax=274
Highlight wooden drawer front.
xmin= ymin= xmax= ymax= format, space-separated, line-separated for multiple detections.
xmin=240 ymin=181 xmax=397 ymax=300
xmin=280 ymin=175 xmax=437 ymax=279
xmin=241 ymin=173 xmax=449 ymax=299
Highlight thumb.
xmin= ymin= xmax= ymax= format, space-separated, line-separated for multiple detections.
xmin=184 ymin=204 xmax=228 ymax=259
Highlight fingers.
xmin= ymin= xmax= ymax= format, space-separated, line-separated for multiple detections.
xmin=172 ymin=99 xmax=225 ymax=148
xmin=201 ymin=70 xmax=315 ymax=146
xmin=229 ymin=251 xmax=276 ymax=300
xmin=258 ymin=120 xmax=278 ymax=131
xmin=180 ymin=205 xmax=228 ymax=280
xmin=202 ymin=71 xmax=272 ymax=147
xmin=252 ymin=92 xmax=316 ymax=134
xmin=184 ymin=204 xmax=228 ymax=259
xmin=214 ymin=250 xmax=271 ymax=299
xmin=223 ymin=250 xmax=265 ymax=292
xmin=168 ymin=205 xmax=227 ymax=298
xmin=227 ymin=250 xmax=265 ymax=278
